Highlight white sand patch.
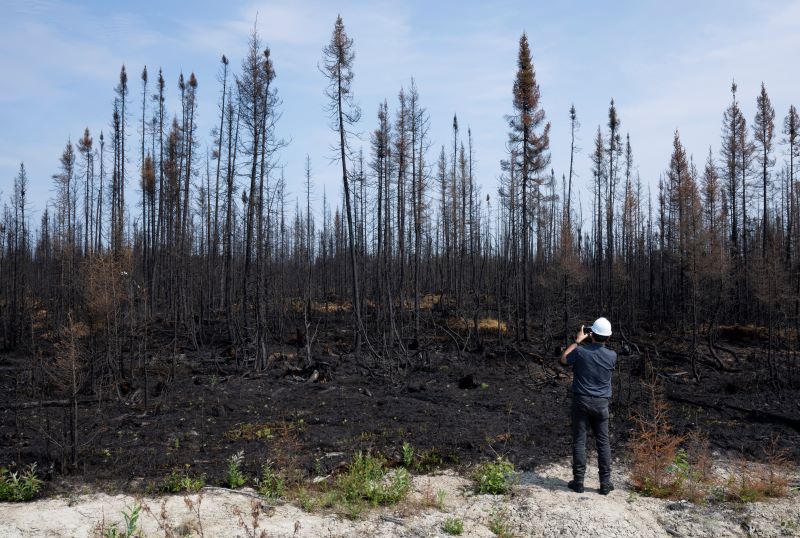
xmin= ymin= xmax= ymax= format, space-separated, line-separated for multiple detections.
xmin=0 ymin=461 xmax=798 ymax=537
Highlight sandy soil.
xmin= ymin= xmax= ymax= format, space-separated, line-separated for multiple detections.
xmin=1 ymin=461 xmax=798 ymax=538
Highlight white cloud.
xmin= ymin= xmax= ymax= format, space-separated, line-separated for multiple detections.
xmin=583 ymin=0 xmax=800 ymax=194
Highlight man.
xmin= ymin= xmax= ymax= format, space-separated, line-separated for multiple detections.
xmin=559 ymin=317 xmax=617 ymax=495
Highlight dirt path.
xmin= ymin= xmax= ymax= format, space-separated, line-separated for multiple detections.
xmin=1 ymin=461 xmax=798 ymax=538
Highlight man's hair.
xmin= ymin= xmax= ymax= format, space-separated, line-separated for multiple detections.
xmin=593 ymin=333 xmax=610 ymax=343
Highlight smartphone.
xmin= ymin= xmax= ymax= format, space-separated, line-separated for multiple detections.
xmin=583 ymin=326 xmax=592 ymax=336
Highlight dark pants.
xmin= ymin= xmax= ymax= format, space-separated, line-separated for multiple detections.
xmin=571 ymin=393 xmax=612 ymax=485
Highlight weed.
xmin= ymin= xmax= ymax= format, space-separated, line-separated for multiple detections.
xmin=341 ymin=497 xmax=366 ymax=519
xmin=413 ymin=449 xmax=444 ymax=473
xmin=419 ymin=481 xmax=447 ymax=511
xmin=231 ymin=498 xmax=263 ymax=538
xmin=666 ymin=448 xmax=689 ymax=477
xmin=336 ymin=453 xmax=410 ymax=507
xmin=292 ymin=418 xmax=306 ymax=433
xmin=473 ymin=458 xmax=516 ymax=495
xmin=679 ymin=430 xmax=716 ymax=503
xmin=225 ymin=423 xmax=274 ymax=441
xmin=402 ymin=441 xmax=414 ymax=468
xmin=488 ymin=506 xmax=515 ymax=537
xmin=226 ymin=451 xmax=247 ymax=489
xmin=780 ymin=518 xmax=798 ymax=533
xmin=761 ymin=435 xmax=791 ymax=498
xmin=420 ymin=480 xmax=437 ymax=508
xmin=319 ymin=490 xmax=339 ymax=509
xmin=296 ymin=488 xmax=318 ymax=512
xmin=307 ymin=452 xmax=412 ymax=518
xmin=0 ymin=463 xmax=42 ymax=502
xmin=313 ymin=457 xmax=323 ymax=476
xmin=101 ymin=504 xmax=142 ymax=538
xmin=442 ymin=516 xmax=464 ymax=535
xmin=139 ymin=494 xmax=205 ymax=538
xmin=722 ymin=457 xmax=789 ymax=503
xmin=436 ymin=488 xmax=447 ymax=510
xmin=255 ymin=462 xmax=285 ymax=499
xmin=162 ymin=466 xmax=205 ymax=493
xmin=295 ymin=452 xmax=413 ymax=518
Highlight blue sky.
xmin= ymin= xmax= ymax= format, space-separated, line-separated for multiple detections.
xmin=2 ymin=0 xmax=799 ymax=226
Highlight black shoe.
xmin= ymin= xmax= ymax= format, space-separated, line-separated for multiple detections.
xmin=567 ymin=480 xmax=584 ymax=493
xmin=599 ymin=483 xmax=615 ymax=495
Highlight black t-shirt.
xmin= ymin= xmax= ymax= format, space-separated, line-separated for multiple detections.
xmin=566 ymin=343 xmax=617 ymax=398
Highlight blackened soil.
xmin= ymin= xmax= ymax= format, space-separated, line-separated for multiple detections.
xmin=1 ymin=334 xmax=798 ymax=492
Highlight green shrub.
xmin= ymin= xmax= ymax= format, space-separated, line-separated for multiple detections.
xmin=442 ymin=517 xmax=464 ymax=535
xmin=473 ymin=458 xmax=515 ymax=495
xmin=296 ymin=452 xmax=412 ymax=518
xmin=336 ymin=453 xmax=410 ymax=507
xmin=255 ymin=463 xmax=285 ymax=499
xmin=226 ymin=451 xmax=247 ymax=489
xmin=0 ymin=464 xmax=42 ymax=502
xmin=162 ymin=467 xmax=205 ymax=493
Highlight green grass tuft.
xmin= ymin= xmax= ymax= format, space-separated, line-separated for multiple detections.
xmin=162 ymin=466 xmax=205 ymax=493
xmin=443 ymin=516 xmax=464 ymax=535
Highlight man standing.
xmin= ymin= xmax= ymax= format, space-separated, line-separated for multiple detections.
xmin=559 ymin=317 xmax=617 ymax=494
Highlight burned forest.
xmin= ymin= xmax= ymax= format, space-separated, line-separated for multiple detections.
xmin=1 ymin=18 xmax=799 ymax=495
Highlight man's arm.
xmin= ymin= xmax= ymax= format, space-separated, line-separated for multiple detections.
xmin=559 ymin=325 xmax=589 ymax=366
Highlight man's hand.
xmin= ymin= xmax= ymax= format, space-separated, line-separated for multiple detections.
xmin=560 ymin=325 xmax=587 ymax=366
xmin=576 ymin=325 xmax=588 ymax=345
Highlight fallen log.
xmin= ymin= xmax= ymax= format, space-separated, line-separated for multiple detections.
xmin=667 ymin=395 xmax=800 ymax=432
xmin=0 ymin=398 xmax=100 ymax=410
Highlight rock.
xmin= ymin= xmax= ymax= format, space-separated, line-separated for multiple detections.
xmin=667 ymin=500 xmax=690 ymax=511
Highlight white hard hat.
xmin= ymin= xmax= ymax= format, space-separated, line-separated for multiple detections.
xmin=591 ymin=317 xmax=612 ymax=337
